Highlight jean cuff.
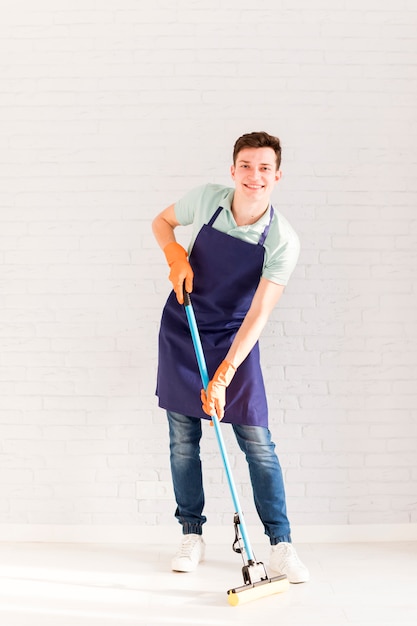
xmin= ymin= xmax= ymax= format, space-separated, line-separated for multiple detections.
xmin=182 ymin=523 xmax=203 ymax=536
xmin=270 ymin=534 xmax=292 ymax=545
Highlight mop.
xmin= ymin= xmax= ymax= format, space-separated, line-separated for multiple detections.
xmin=183 ymin=290 xmax=289 ymax=606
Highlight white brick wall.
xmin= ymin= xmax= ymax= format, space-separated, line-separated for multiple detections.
xmin=1 ymin=0 xmax=416 ymax=535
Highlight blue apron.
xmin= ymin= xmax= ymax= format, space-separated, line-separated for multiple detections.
xmin=156 ymin=205 xmax=274 ymax=427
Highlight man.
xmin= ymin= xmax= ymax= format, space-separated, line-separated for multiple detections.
xmin=152 ymin=131 xmax=309 ymax=583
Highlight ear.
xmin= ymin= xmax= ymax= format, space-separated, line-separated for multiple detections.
xmin=230 ymin=164 xmax=236 ymax=179
xmin=275 ymin=169 xmax=282 ymax=182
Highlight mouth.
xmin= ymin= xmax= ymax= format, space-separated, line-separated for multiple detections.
xmin=244 ymin=184 xmax=264 ymax=190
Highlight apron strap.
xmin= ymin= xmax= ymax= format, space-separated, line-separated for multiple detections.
xmin=258 ymin=206 xmax=275 ymax=246
xmin=207 ymin=206 xmax=224 ymax=227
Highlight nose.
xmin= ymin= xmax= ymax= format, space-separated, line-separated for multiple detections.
xmin=248 ymin=167 xmax=261 ymax=180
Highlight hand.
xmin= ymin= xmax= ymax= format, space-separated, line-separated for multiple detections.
xmin=163 ymin=242 xmax=194 ymax=304
xmin=201 ymin=360 xmax=236 ymax=420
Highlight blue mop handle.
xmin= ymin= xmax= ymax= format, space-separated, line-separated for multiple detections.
xmin=183 ymin=290 xmax=255 ymax=563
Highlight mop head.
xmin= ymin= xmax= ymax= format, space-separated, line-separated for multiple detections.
xmin=227 ymin=573 xmax=289 ymax=606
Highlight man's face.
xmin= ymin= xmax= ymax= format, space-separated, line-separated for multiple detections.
xmin=231 ymin=147 xmax=281 ymax=203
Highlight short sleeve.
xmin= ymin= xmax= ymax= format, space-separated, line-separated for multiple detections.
xmin=174 ymin=185 xmax=208 ymax=226
xmin=262 ymin=218 xmax=300 ymax=285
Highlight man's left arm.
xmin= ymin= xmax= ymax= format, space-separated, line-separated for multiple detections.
xmin=224 ymin=278 xmax=284 ymax=368
xmin=201 ymin=278 xmax=285 ymax=419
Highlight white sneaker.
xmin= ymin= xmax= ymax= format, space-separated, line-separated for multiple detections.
xmin=269 ymin=542 xmax=310 ymax=583
xmin=171 ymin=534 xmax=205 ymax=572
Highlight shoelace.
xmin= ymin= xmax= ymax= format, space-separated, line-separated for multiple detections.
xmin=275 ymin=543 xmax=303 ymax=568
xmin=177 ymin=536 xmax=201 ymax=558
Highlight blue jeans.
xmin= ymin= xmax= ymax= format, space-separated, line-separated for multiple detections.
xmin=167 ymin=410 xmax=291 ymax=545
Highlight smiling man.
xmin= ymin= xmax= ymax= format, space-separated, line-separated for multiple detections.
xmin=152 ymin=131 xmax=309 ymax=583
xmin=231 ymin=142 xmax=282 ymax=221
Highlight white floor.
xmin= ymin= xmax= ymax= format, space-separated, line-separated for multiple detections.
xmin=0 ymin=541 xmax=416 ymax=626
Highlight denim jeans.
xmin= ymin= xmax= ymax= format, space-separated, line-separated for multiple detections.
xmin=167 ymin=410 xmax=291 ymax=545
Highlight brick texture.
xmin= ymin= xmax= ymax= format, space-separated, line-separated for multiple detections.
xmin=0 ymin=0 xmax=416 ymax=530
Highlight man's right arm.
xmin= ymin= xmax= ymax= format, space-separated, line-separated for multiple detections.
xmin=152 ymin=204 xmax=193 ymax=304
xmin=152 ymin=204 xmax=180 ymax=249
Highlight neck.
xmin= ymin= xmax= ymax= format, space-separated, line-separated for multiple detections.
xmin=231 ymin=195 xmax=269 ymax=226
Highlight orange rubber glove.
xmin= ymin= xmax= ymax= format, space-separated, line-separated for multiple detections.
xmin=163 ymin=242 xmax=194 ymax=304
xmin=201 ymin=360 xmax=237 ymax=420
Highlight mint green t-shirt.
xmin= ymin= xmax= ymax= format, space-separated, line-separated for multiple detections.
xmin=174 ymin=183 xmax=300 ymax=286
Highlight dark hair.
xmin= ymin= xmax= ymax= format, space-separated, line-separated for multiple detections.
xmin=233 ymin=131 xmax=282 ymax=169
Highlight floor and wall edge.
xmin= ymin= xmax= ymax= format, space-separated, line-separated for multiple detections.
xmin=0 ymin=524 xmax=416 ymax=544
